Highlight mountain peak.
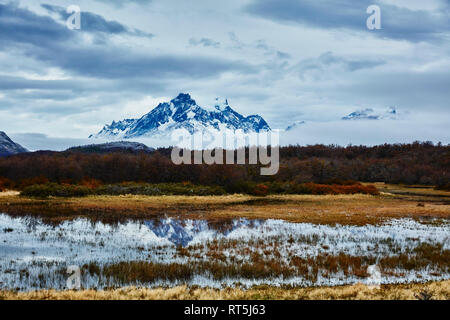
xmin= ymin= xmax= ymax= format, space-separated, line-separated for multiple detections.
xmin=91 ymin=93 xmax=271 ymax=139
xmin=172 ymin=93 xmax=195 ymax=104
xmin=213 ymin=97 xmax=229 ymax=111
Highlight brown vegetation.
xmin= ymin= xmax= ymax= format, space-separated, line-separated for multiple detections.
xmin=0 ymin=142 xmax=448 ymax=190
xmin=1 ymin=280 xmax=448 ymax=300
xmin=0 ymin=186 xmax=448 ymax=225
xmin=33 ymin=242 xmax=448 ymax=286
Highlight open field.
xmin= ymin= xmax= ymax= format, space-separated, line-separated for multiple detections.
xmin=1 ymin=280 xmax=448 ymax=300
xmin=0 ymin=183 xmax=449 ymax=225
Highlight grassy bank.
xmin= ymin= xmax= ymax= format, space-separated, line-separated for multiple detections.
xmin=1 ymin=280 xmax=448 ymax=300
xmin=0 ymin=185 xmax=449 ymax=225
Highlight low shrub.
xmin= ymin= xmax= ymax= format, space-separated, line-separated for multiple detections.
xmin=19 ymin=181 xmax=378 ymax=197
xmin=435 ymin=183 xmax=450 ymax=191
xmin=303 ymin=183 xmax=379 ymax=195
xmin=251 ymin=184 xmax=269 ymax=197
xmin=94 ymin=182 xmax=226 ymax=196
xmin=262 ymin=181 xmax=378 ymax=196
xmin=21 ymin=182 xmax=226 ymax=197
xmin=21 ymin=183 xmax=93 ymax=198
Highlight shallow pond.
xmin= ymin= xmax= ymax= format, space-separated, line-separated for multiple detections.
xmin=0 ymin=213 xmax=448 ymax=290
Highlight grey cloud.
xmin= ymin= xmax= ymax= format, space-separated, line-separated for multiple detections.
xmin=296 ymin=51 xmax=385 ymax=79
xmin=92 ymin=0 xmax=153 ymax=7
xmin=0 ymin=3 xmax=72 ymax=47
xmin=41 ymin=4 xmax=154 ymax=38
xmin=227 ymin=32 xmax=242 ymax=49
xmin=1 ymin=1 xmax=448 ymax=145
xmin=229 ymin=33 xmax=291 ymax=59
xmin=276 ymin=51 xmax=291 ymax=60
xmin=0 ymin=75 xmax=86 ymax=91
xmin=30 ymin=43 xmax=256 ymax=79
xmin=189 ymin=37 xmax=221 ymax=48
xmin=294 ymin=68 xmax=450 ymax=114
xmin=0 ymin=3 xmax=255 ymax=81
xmin=335 ymin=70 xmax=450 ymax=111
xmin=245 ymin=0 xmax=450 ymax=42
xmin=0 ymin=74 xmax=167 ymax=104
xmin=255 ymin=40 xmax=269 ymax=51
xmin=9 ymin=133 xmax=94 ymax=152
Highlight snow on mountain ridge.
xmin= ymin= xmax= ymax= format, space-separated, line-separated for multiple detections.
xmin=0 ymin=131 xmax=28 ymax=156
xmin=91 ymin=93 xmax=271 ymax=139
xmin=342 ymin=107 xmax=399 ymax=120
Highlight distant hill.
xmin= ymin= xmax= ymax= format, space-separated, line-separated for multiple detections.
xmin=66 ymin=141 xmax=155 ymax=154
xmin=0 ymin=131 xmax=28 ymax=156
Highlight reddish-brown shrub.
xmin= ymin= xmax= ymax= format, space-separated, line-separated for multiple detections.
xmin=252 ymin=184 xmax=269 ymax=196
xmin=80 ymin=177 xmax=103 ymax=189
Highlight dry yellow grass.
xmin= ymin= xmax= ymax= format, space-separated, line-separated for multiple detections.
xmin=0 ymin=191 xmax=20 ymax=197
xmin=372 ymin=183 xmax=450 ymax=197
xmin=1 ymin=280 xmax=448 ymax=300
xmin=209 ymin=194 xmax=450 ymax=225
xmin=0 ymin=190 xmax=448 ymax=225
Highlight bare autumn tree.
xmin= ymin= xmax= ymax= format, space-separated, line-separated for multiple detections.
xmin=0 ymin=142 xmax=448 ymax=187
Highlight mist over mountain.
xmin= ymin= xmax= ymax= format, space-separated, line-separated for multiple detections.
xmin=342 ymin=107 xmax=398 ymax=120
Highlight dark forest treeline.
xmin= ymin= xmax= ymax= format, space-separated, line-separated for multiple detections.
xmin=0 ymin=142 xmax=448 ymax=189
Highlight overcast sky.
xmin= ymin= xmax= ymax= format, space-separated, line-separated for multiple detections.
xmin=0 ymin=0 xmax=449 ymax=149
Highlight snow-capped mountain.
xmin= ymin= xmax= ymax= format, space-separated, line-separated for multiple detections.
xmin=342 ymin=107 xmax=398 ymax=120
xmin=285 ymin=120 xmax=305 ymax=131
xmin=91 ymin=93 xmax=271 ymax=139
xmin=0 ymin=131 xmax=28 ymax=156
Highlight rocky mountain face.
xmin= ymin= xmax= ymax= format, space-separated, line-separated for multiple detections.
xmin=0 ymin=131 xmax=28 ymax=156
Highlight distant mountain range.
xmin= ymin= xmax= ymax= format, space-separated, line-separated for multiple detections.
xmin=285 ymin=121 xmax=305 ymax=131
xmin=90 ymin=93 xmax=271 ymax=139
xmin=0 ymin=131 xmax=28 ymax=156
xmin=342 ymin=107 xmax=397 ymax=120
xmin=284 ymin=107 xmax=398 ymax=131
xmin=66 ymin=141 xmax=155 ymax=154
